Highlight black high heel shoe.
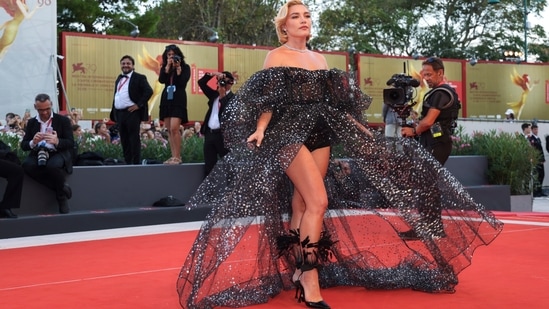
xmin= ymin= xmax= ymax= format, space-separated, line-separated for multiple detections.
xmin=293 ymin=279 xmax=302 ymax=300
xmin=295 ymin=279 xmax=331 ymax=309
xmin=294 ymin=233 xmax=333 ymax=309
xmin=277 ymin=230 xmax=333 ymax=309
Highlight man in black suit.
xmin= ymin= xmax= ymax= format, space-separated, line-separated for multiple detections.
xmin=530 ymin=124 xmax=546 ymax=197
xmin=21 ymin=93 xmax=74 ymax=214
xmin=109 ymin=55 xmax=153 ymax=164
xmin=197 ymin=71 xmax=235 ymax=176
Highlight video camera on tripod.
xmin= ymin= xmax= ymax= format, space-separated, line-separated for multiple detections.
xmin=383 ymin=73 xmax=420 ymax=125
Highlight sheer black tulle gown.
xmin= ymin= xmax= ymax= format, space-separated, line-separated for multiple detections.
xmin=176 ymin=67 xmax=503 ymax=308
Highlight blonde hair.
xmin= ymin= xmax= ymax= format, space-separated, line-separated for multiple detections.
xmin=273 ymin=0 xmax=311 ymax=44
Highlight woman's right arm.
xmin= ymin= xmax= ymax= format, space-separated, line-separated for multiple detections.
xmin=247 ymin=112 xmax=272 ymax=147
xmin=158 ymin=66 xmax=168 ymax=84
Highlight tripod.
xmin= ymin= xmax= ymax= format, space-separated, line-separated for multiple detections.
xmin=50 ymin=54 xmax=70 ymax=112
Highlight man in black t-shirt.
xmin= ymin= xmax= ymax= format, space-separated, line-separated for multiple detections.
xmin=400 ymin=57 xmax=460 ymax=240
xmin=401 ymin=57 xmax=460 ymax=165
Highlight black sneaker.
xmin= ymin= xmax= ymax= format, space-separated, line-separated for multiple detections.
xmin=0 ymin=209 xmax=18 ymax=219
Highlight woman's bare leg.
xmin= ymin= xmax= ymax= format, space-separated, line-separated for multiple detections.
xmin=286 ymin=146 xmax=330 ymax=302
xmin=165 ymin=117 xmax=182 ymax=159
xmin=290 ymin=146 xmax=330 ymax=283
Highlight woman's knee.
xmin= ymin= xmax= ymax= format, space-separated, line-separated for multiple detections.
xmin=306 ymin=195 xmax=328 ymax=215
xmin=169 ymin=127 xmax=181 ymax=135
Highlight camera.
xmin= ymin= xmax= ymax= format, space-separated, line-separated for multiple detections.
xmin=37 ymin=148 xmax=49 ymax=166
xmin=383 ymin=73 xmax=420 ymax=125
xmin=383 ymin=74 xmax=420 ymax=107
xmin=172 ymin=55 xmax=182 ymax=63
xmin=218 ymin=79 xmax=233 ymax=87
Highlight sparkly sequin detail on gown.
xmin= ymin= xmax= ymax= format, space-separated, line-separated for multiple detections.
xmin=176 ymin=67 xmax=503 ymax=308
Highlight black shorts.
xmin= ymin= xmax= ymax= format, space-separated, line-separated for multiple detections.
xmin=304 ymin=119 xmax=331 ymax=151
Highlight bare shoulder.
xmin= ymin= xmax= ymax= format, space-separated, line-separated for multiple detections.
xmin=311 ymin=51 xmax=329 ymax=70
xmin=263 ymin=47 xmax=286 ymax=69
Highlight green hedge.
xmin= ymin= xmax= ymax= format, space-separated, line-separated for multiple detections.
xmin=451 ymin=126 xmax=539 ymax=195
xmin=0 ymin=132 xmax=204 ymax=164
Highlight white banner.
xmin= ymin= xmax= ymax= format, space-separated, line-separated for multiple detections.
xmin=0 ymin=0 xmax=57 ymax=120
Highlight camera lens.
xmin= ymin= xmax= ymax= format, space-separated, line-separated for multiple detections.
xmin=37 ymin=149 xmax=49 ymax=166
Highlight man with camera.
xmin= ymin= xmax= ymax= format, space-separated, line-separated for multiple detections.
xmin=401 ymin=57 xmax=460 ymax=164
xmin=197 ymin=71 xmax=235 ymax=176
xmin=400 ymin=57 xmax=461 ymax=240
xmin=21 ymin=93 xmax=74 ymax=214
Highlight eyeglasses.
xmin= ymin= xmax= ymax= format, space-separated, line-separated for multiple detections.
xmin=424 ymin=57 xmax=444 ymax=70
xmin=165 ymin=44 xmax=177 ymax=50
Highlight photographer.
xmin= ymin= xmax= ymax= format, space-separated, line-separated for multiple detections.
xmin=21 ymin=93 xmax=74 ymax=214
xmin=197 ymin=71 xmax=235 ymax=176
xmin=401 ymin=57 xmax=460 ymax=165
xmin=399 ymin=57 xmax=460 ymax=240
xmin=158 ymin=44 xmax=191 ymax=165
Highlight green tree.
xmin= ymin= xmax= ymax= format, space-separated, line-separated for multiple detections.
xmin=152 ymin=0 xmax=281 ymax=46
xmin=311 ymin=0 xmax=431 ymax=55
xmin=56 ymin=0 xmax=548 ymax=62
xmin=417 ymin=0 xmax=546 ymax=61
xmin=57 ymin=0 xmax=156 ymax=36
xmin=311 ymin=0 xmax=547 ymax=62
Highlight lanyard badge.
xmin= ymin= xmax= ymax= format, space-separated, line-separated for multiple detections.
xmin=167 ymin=85 xmax=176 ymax=100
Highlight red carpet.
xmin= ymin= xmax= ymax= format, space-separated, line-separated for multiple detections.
xmin=0 ymin=214 xmax=548 ymax=309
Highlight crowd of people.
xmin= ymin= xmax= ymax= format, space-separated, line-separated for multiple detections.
xmin=0 ymin=111 xmax=30 ymax=135
xmin=2 ymin=108 xmax=203 ymax=153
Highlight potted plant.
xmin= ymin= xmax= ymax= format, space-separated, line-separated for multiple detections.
xmin=472 ymin=130 xmax=538 ymax=195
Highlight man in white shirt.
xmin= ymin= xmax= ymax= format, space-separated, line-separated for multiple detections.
xmin=197 ymin=71 xmax=235 ymax=176
xmin=109 ymin=55 xmax=153 ymax=164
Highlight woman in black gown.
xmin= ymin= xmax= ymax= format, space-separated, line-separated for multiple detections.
xmin=176 ymin=1 xmax=503 ymax=308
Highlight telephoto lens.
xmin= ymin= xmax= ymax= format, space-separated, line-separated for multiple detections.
xmin=37 ymin=149 xmax=49 ymax=166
